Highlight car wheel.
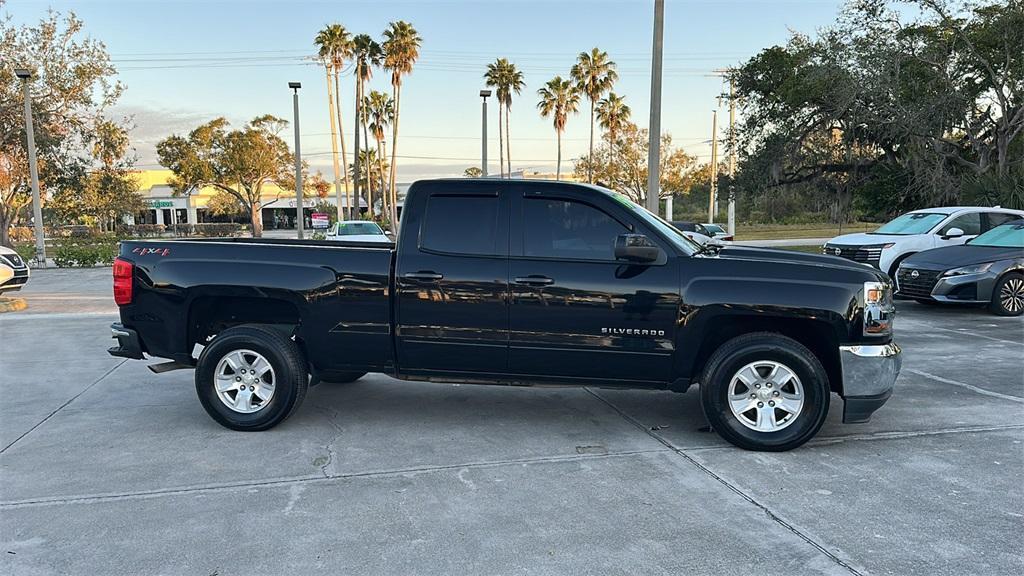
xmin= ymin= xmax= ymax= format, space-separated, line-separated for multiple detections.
xmin=195 ymin=325 xmax=309 ymax=431
xmin=700 ymin=333 xmax=830 ymax=451
xmin=990 ymin=272 xmax=1024 ymax=316
xmin=320 ymin=371 xmax=367 ymax=384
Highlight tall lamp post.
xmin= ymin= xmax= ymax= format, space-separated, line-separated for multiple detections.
xmin=645 ymin=0 xmax=665 ymax=214
xmin=15 ymin=68 xmax=46 ymax=267
xmin=479 ymin=90 xmax=491 ymax=177
xmin=289 ymin=82 xmax=304 ymax=240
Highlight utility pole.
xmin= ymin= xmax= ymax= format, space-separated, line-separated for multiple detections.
xmin=289 ymin=82 xmax=304 ymax=240
xmin=646 ymin=0 xmax=665 ymax=214
xmin=708 ymin=110 xmax=718 ymax=224
xmin=15 ymin=69 xmax=45 ymax=267
xmin=480 ymin=90 xmax=491 ymax=176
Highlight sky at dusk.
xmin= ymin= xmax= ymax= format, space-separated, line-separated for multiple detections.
xmin=8 ymin=0 xmax=846 ymax=181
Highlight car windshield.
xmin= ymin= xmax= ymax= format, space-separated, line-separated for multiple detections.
xmin=604 ymin=191 xmax=701 ymax=255
xmin=335 ymin=222 xmax=384 ymax=236
xmin=703 ymin=224 xmax=725 ymax=234
xmin=968 ymin=221 xmax=1024 ymax=248
xmin=872 ymin=212 xmax=947 ymax=235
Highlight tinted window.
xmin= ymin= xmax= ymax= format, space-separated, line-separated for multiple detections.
xmin=420 ymin=195 xmax=498 ymax=255
xmin=336 ymin=222 xmax=384 ymax=236
xmin=940 ymin=212 xmax=981 ymax=236
xmin=986 ymin=212 xmax=1021 ymax=230
xmin=524 ymin=198 xmax=627 ymax=260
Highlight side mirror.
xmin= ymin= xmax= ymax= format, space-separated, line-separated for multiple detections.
xmin=615 ymin=234 xmax=660 ymax=263
xmin=943 ymin=227 xmax=964 ymax=239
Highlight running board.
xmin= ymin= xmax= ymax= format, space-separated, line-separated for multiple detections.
xmin=148 ymin=360 xmax=195 ymax=374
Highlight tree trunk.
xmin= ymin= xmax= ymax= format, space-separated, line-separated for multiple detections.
xmin=389 ymin=82 xmax=401 ymax=229
xmin=0 ymin=212 xmax=12 ymax=248
xmin=250 ymin=201 xmax=263 ymax=238
xmin=556 ymin=129 xmax=562 ymax=180
xmin=334 ymin=69 xmax=352 ymax=220
xmin=588 ymin=99 xmax=595 ymax=183
xmin=353 ymin=69 xmax=362 ymax=217
xmin=505 ymin=104 xmax=512 ymax=177
xmin=377 ymin=139 xmax=387 ymax=224
xmin=497 ymin=104 xmax=505 ymax=178
xmin=325 ymin=67 xmax=344 ymax=223
xmin=361 ymin=81 xmax=373 ymax=217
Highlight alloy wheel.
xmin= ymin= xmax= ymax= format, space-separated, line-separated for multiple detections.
xmin=214 ymin=349 xmax=276 ymax=413
xmin=1000 ymin=277 xmax=1024 ymax=313
xmin=727 ymin=360 xmax=804 ymax=432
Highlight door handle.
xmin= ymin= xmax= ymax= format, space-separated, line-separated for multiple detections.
xmin=403 ymin=271 xmax=443 ymax=281
xmin=514 ymin=276 xmax=554 ymax=286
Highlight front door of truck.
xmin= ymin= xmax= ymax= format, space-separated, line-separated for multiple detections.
xmin=395 ymin=182 xmax=510 ymax=376
xmin=507 ymin=187 xmax=679 ymax=385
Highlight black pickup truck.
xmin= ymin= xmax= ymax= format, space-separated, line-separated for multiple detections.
xmin=109 ymin=179 xmax=901 ymax=451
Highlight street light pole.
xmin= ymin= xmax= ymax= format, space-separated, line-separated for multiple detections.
xmin=709 ymin=109 xmax=718 ymax=223
xmin=645 ymin=0 xmax=665 ymax=214
xmin=15 ymin=68 xmax=45 ymax=267
xmin=480 ymin=90 xmax=491 ymax=177
xmin=289 ymin=82 xmax=304 ymax=240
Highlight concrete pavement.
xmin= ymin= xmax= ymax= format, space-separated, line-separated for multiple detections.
xmin=1 ymin=269 xmax=1022 ymax=575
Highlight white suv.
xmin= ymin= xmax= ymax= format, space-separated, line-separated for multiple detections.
xmin=824 ymin=207 xmax=1024 ymax=278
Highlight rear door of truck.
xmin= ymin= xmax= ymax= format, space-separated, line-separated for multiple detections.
xmin=394 ymin=181 xmax=511 ymax=376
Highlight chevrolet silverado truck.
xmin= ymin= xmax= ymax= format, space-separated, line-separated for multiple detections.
xmin=109 ymin=179 xmax=902 ymax=451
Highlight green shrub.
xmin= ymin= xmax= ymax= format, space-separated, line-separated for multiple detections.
xmin=53 ymin=241 xmax=118 ymax=268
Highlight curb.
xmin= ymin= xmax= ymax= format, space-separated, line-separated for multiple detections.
xmin=0 ymin=297 xmax=28 ymax=313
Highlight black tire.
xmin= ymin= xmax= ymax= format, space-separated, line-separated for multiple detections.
xmin=700 ymin=333 xmax=830 ymax=451
xmin=990 ymin=272 xmax=1024 ymax=316
xmin=195 ymin=325 xmax=309 ymax=431
xmin=320 ymin=371 xmax=367 ymax=384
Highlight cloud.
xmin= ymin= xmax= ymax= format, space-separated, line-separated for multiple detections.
xmin=105 ymin=104 xmax=244 ymax=169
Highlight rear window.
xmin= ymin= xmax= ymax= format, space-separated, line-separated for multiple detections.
xmin=336 ymin=222 xmax=383 ymax=236
xmin=420 ymin=195 xmax=499 ymax=256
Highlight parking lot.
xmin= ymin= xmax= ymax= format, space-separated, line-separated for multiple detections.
xmin=1 ymin=267 xmax=1022 ymax=576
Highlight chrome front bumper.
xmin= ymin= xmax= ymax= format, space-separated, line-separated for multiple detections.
xmin=839 ymin=343 xmax=902 ymax=423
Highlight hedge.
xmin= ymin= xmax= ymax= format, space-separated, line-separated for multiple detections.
xmin=53 ymin=241 xmax=118 ymax=268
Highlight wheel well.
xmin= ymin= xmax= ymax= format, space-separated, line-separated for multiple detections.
xmin=188 ymin=296 xmax=300 ymax=349
xmin=691 ymin=316 xmax=842 ymax=394
xmin=888 ymin=252 xmax=915 ymax=278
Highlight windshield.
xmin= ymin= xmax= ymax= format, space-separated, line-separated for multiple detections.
xmin=335 ymin=222 xmax=384 ymax=236
xmin=968 ymin=221 xmax=1024 ymax=248
xmin=604 ymin=191 xmax=701 ymax=255
xmin=873 ymin=212 xmax=946 ymax=235
xmin=703 ymin=224 xmax=725 ymax=234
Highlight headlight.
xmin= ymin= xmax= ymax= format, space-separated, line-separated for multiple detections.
xmin=863 ymin=281 xmax=894 ymax=336
xmin=942 ymin=262 xmax=994 ymax=277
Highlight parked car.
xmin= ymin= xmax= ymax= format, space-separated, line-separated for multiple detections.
xmin=0 ymin=246 xmax=30 ymax=293
xmin=669 ymin=221 xmax=715 ymax=245
xmin=701 ymin=223 xmax=734 ymax=242
xmin=896 ymin=219 xmax=1024 ymax=316
xmin=325 ymin=220 xmax=392 ymax=243
xmin=108 ymin=179 xmax=901 ymax=452
xmin=823 ymin=207 xmax=1024 ymax=277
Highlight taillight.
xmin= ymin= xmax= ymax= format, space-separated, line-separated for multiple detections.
xmin=113 ymin=258 xmax=134 ymax=305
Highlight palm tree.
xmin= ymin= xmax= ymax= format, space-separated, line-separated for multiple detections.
xmin=570 ymin=47 xmax=618 ymax=183
xmin=314 ymin=26 xmax=343 ymax=222
xmin=596 ymin=92 xmax=631 ymax=173
xmin=382 ymin=20 xmax=421 ymax=229
xmin=502 ymin=62 xmax=524 ymax=177
xmin=349 ymin=148 xmax=388 ymax=215
xmin=314 ymin=24 xmax=354 ymax=218
xmin=484 ymin=58 xmax=510 ymax=177
xmin=364 ymin=90 xmax=394 ymax=220
xmin=352 ymin=34 xmax=382 ymax=217
xmin=536 ymin=76 xmax=580 ymax=180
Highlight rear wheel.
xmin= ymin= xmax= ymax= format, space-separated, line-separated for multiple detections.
xmin=195 ymin=325 xmax=308 ymax=430
xmin=990 ymin=273 xmax=1024 ymax=316
xmin=700 ymin=333 xmax=830 ymax=451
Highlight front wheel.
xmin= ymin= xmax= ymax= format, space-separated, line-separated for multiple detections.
xmin=195 ymin=325 xmax=309 ymax=430
xmin=700 ymin=333 xmax=830 ymax=451
xmin=990 ymin=272 xmax=1024 ymax=316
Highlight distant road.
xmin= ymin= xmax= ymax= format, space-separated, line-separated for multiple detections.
xmin=733 ymin=237 xmax=830 ymax=247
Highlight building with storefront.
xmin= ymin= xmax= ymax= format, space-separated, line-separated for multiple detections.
xmin=130 ymin=170 xmax=379 ymax=229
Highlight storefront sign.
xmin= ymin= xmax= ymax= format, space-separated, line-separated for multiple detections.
xmin=148 ymin=200 xmax=175 ymax=208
